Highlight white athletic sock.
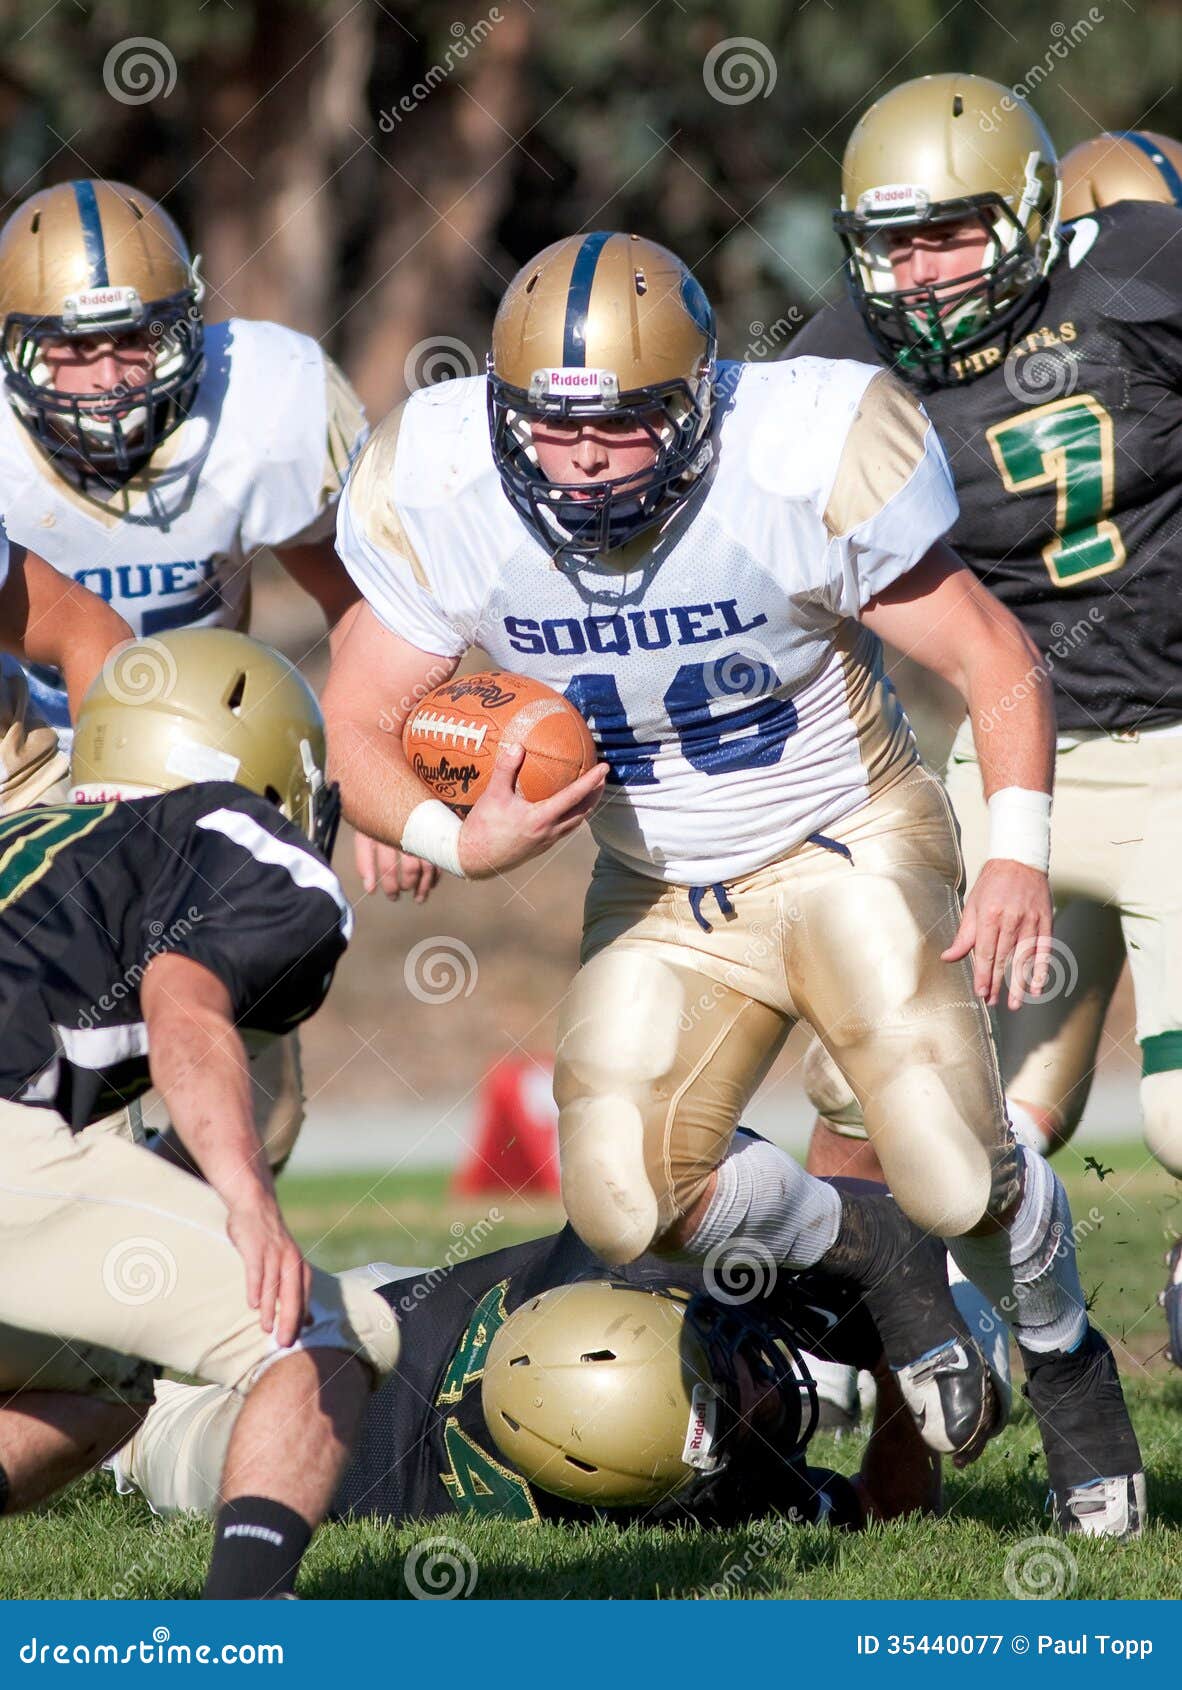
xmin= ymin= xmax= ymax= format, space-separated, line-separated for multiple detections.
xmin=946 ymin=1146 xmax=1087 ymax=1356
xmin=684 ymin=1133 xmax=841 ymax=1268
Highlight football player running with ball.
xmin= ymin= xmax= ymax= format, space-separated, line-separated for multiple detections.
xmin=0 ymin=631 xmax=401 ymax=1598
xmin=788 ymin=78 xmax=1182 ymax=1381
xmin=324 ymin=230 xmax=1143 ymax=1534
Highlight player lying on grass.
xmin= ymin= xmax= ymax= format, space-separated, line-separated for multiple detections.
xmin=109 ymin=1172 xmax=983 ymax=1532
xmin=0 ymin=631 xmax=400 ymax=1599
xmin=324 ymin=231 xmax=1143 ymax=1533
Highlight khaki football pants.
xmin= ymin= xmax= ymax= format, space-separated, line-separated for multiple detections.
xmin=555 ymin=763 xmax=1012 ymax=1259
xmin=0 ymin=1102 xmax=400 ymax=1407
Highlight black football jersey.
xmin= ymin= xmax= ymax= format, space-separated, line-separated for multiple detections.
xmin=788 ymin=201 xmax=1182 ymax=733
xmin=0 ymin=783 xmax=350 ymax=1129
xmin=331 ymin=1214 xmax=880 ymax=1527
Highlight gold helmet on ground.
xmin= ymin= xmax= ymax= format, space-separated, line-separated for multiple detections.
xmin=488 ymin=231 xmax=716 ymax=556
xmin=0 ymin=179 xmax=204 ymax=478
xmin=71 ymin=629 xmax=340 ymax=856
xmin=834 ymin=74 xmax=1060 ymax=382
xmin=1060 ymin=131 xmax=1182 ymax=221
xmin=480 ymin=1279 xmax=816 ymax=1509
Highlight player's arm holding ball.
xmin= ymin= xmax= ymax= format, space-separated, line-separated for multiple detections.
xmin=324 ymin=605 xmax=606 ymax=881
xmin=325 ymin=412 xmax=607 ymax=883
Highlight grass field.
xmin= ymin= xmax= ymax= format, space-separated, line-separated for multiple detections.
xmin=2 ymin=1141 xmax=1180 ymax=1601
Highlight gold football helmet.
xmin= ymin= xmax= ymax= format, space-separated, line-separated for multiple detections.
xmin=488 ymin=231 xmax=715 ymax=556
xmin=1060 ymin=131 xmax=1182 ymax=221
xmin=0 ymin=179 xmax=204 ymax=478
xmin=480 ymin=1280 xmax=817 ymax=1509
xmin=71 ymin=629 xmax=340 ymax=856
xmin=835 ymin=74 xmax=1060 ymax=382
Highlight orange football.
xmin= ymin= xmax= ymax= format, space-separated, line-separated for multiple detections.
xmin=402 ymin=671 xmax=598 ymax=813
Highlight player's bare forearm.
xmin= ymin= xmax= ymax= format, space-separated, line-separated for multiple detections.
xmin=141 ymin=955 xmax=269 ymax=1212
xmin=322 ymin=604 xmax=459 ymax=848
xmin=0 ymin=546 xmax=131 ymax=718
xmin=142 ymin=953 xmax=309 ymax=1343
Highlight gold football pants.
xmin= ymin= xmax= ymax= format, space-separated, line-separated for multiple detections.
xmin=555 ymin=764 xmax=1011 ymax=1259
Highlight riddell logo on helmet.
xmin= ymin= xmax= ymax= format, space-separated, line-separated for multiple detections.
xmin=859 ymin=184 xmax=928 ymax=213
xmin=540 ymin=368 xmax=610 ymax=393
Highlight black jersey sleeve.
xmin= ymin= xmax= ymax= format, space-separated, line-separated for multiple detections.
xmin=137 ymin=784 xmax=351 ymax=1035
xmin=1074 ymin=201 xmax=1182 ymax=384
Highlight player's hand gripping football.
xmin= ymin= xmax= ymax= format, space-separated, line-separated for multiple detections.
xmin=458 ymin=743 xmax=608 ymax=878
xmin=227 ymin=1195 xmax=313 ymax=1349
xmin=354 ymin=831 xmax=439 ymax=902
xmin=942 ymin=858 xmax=1053 ymax=1010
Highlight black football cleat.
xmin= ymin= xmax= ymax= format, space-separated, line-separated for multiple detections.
xmin=820 ymin=1191 xmax=1000 ymax=1463
xmin=1020 ymin=1324 xmax=1146 ymax=1539
xmin=1160 ymin=1237 xmax=1182 ymax=1368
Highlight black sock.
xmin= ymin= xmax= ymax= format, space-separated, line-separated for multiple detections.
xmin=818 ymin=1191 xmax=961 ymax=1370
xmin=203 ymin=1496 xmax=312 ymax=1600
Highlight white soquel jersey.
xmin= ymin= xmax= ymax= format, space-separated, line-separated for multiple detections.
xmin=339 ymin=358 xmax=959 ymax=885
xmin=0 ymin=318 xmax=367 ymax=734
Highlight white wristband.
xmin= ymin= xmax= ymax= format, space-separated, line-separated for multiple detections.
xmin=986 ymin=787 xmax=1051 ymax=873
xmin=401 ymin=799 xmax=466 ymax=877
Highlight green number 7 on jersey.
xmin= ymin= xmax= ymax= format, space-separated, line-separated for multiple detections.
xmin=987 ymin=392 xmax=1127 ymax=586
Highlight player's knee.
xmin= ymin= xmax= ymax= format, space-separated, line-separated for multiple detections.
xmin=251 ymin=1273 xmax=401 ymax=1389
xmin=802 ymin=1036 xmax=866 ymax=1133
xmin=869 ymin=1062 xmax=996 ymax=1236
xmin=554 ymin=949 xmax=689 ymax=1264
xmin=1141 ymin=1071 xmax=1182 ymax=1178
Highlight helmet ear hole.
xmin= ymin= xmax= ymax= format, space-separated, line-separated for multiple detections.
xmin=580 ymin=1350 xmax=616 ymax=1363
xmin=227 ymin=671 xmax=247 ymax=712
xmin=508 ymin=1353 xmax=530 ymax=1367
xmin=564 ymin=1456 xmax=596 ymax=1473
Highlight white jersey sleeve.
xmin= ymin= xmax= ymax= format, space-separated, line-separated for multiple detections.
xmin=817 ymin=368 xmax=959 ymax=618
xmin=336 ymin=396 xmax=476 ymax=659
xmin=234 ymin=322 xmax=369 ymax=553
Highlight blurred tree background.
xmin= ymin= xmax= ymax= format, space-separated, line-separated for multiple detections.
xmin=2 ymin=0 xmax=1179 ymax=419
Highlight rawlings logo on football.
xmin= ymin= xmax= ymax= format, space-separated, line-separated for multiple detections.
xmin=409 ymin=751 xmax=481 ymax=796
xmin=435 ymin=677 xmax=519 ymax=711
